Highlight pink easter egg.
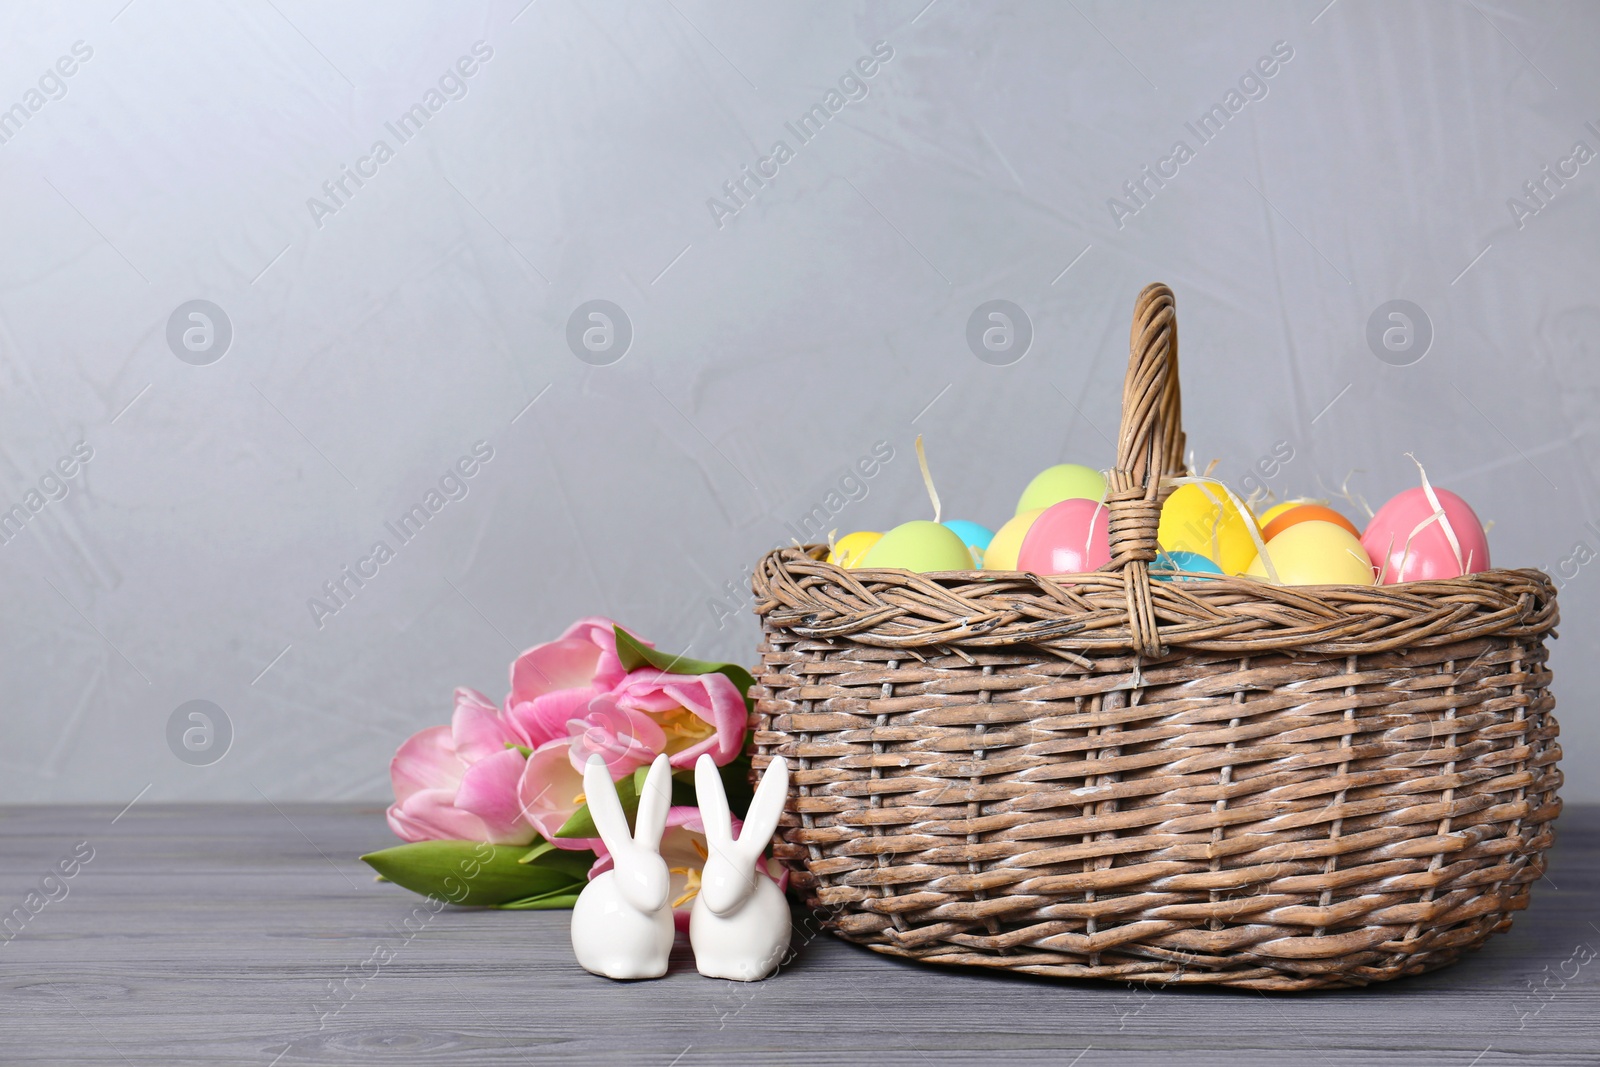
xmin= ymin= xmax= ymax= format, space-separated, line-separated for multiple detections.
xmin=1017 ymin=498 xmax=1111 ymax=576
xmin=1361 ymin=486 xmax=1490 ymax=583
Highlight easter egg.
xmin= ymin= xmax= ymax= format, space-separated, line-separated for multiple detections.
xmin=828 ymin=531 xmax=881 ymax=568
xmin=1152 ymin=550 xmax=1224 ymax=581
xmin=1158 ymin=484 xmax=1261 ymax=575
xmin=1016 ymin=499 xmax=1110 ymax=576
xmin=982 ymin=508 xmax=1046 ymax=570
xmin=1016 ymin=464 xmax=1107 ymax=515
xmin=1245 ymin=520 xmax=1376 ymax=586
xmin=858 ymin=520 xmax=974 ymax=573
xmin=1361 ymin=487 xmax=1490 ymax=583
xmin=942 ymin=520 xmax=995 ymax=567
xmin=1261 ymin=504 xmax=1361 ymax=542
xmin=1257 ymin=499 xmax=1315 ymax=526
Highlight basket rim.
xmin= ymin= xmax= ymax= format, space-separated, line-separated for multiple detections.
xmin=751 ymin=543 xmax=1557 ymax=658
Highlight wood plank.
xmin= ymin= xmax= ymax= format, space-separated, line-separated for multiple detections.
xmin=0 ymin=804 xmax=1594 ymax=1065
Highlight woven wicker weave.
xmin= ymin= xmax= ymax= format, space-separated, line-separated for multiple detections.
xmin=748 ymin=283 xmax=1560 ymax=990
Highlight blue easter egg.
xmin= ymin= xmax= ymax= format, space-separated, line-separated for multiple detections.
xmin=1153 ymin=550 xmax=1224 ymax=581
xmin=942 ymin=520 xmax=995 ymax=568
xmin=942 ymin=520 xmax=995 ymax=551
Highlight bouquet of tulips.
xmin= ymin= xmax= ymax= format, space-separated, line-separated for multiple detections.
xmin=362 ymin=618 xmax=783 ymax=920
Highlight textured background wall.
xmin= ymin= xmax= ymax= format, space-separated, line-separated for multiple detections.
xmin=1 ymin=0 xmax=1595 ymax=804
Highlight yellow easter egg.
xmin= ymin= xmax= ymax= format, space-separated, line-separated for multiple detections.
xmin=1245 ymin=520 xmax=1376 ymax=586
xmin=982 ymin=508 xmax=1046 ymax=570
xmin=1158 ymin=484 xmax=1261 ymax=574
xmin=828 ymin=531 xmax=882 ymax=568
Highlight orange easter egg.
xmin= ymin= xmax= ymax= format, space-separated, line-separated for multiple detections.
xmin=1261 ymin=504 xmax=1360 ymax=543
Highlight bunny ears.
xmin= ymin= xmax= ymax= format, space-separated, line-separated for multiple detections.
xmin=695 ymin=753 xmax=788 ymax=859
xmin=581 ymin=752 xmax=790 ymax=856
xmin=583 ymin=753 xmax=672 ymax=854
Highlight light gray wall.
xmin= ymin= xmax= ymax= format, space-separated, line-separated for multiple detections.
xmin=2 ymin=0 xmax=1595 ymax=804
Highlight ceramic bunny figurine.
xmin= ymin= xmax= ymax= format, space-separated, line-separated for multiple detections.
xmin=690 ymin=753 xmax=791 ymax=981
xmin=570 ymin=753 xmax=675 ymax=980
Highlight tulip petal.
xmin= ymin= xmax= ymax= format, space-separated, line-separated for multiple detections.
xmin=560 ymin=616 xmax=651 ymax=690
xmin=565 ymin=699 xmax=668 ymax=775
xmin=387 ymin=789 xmax=491 ymax=842
xmin=504 ymin=687 xmax=594 ymax=749
xmin=662 ymin=673 xmax=748 ymax=766
xmin=519 ymin=740 xmax=603 ymax=852
xmin=509 ymin=637 xmax=602 ymax=705
xmin=451 ymin=688 xmax=516 ymax=763
xmin=615 ymin=670 xmax=748 ymax=767
xmin=454 ymin=749 xmax=537 ymax=845
xmin=390 ymin=725 xmax=462 ymax=805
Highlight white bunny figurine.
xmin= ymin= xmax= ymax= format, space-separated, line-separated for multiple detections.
xmin=691 ymin=753 xmax=792 ymax=981
xmin=570 ymin=753 xmax=675 ymax=980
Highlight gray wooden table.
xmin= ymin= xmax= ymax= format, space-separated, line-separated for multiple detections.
xmin=2 ymin=804 xmax=1594 ymax=1066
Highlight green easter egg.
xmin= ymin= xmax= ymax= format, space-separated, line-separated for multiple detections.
xmin=1017 ymin=464 xmax=1107 ymax=515
xmin=858 ymin=520 xmax=975 ymax=573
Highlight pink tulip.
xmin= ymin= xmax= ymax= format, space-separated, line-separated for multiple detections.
xmin=517 ymin=740 xmax=603 ymax=852
xmin=564 ymin=693 xmax=667 ymax=775
xmin=503 ymin=617 xmax=652 ymax=747
xmin=589 ymin=806 xmax=788 ymax=931
xmin=387 ymin=689 xmax=536 ymax=845
xmin=450 ymin=686 xmax=519 ymax=763
xmin=612 ymin=669 xmax=748 ymax=768
xmin=385 ymin=619 xmax=757 ymax=868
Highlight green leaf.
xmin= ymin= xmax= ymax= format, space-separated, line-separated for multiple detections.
xmin=554 ymin=807 xmax=599 ymax=840
xmin=613 ymin=626 xmax=756 ymax=701
xmin=518 ymin=840 xmax=558 ymax=864
xmin=668 ymin=770 xmax=698 ymax=807
xmin=556 ymin=765 xmax=648 ymax=839
xmin=529 ymin=848 xmax=598 ymax=881
xmin=669 ymin=759 xmax=752 ymax=817
xmin=504 ymin=742 xmax=534 ymax=757
xmin=497 ymin=888 xmax=584 ymax=910
xmin=360 ymin=839 xmax=593 ymax=907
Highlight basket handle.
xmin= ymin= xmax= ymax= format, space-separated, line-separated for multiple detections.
xmin=1105 ymin=282 xmax=1186 ymax=657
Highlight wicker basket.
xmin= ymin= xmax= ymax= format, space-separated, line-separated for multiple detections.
xmin=748 ymin=283 xmax=1560 ymax=990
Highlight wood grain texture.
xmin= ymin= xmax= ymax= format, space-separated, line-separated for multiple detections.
xmin=1 ymin=804 xmax=1595 ymax=1066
